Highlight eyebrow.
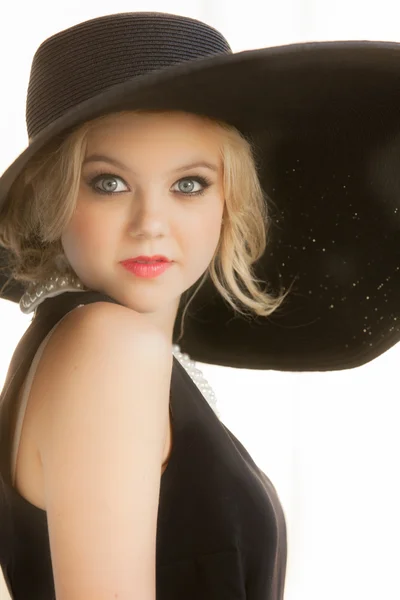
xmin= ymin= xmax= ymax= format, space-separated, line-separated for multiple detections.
xmin=82 ymin=154 xmax=219 ymax=173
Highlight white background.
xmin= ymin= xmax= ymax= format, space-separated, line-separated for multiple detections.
xmin=1 ymin=2 xmax=399 ymax=599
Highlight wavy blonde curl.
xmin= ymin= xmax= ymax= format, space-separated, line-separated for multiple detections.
xmin=0 ymin=110 xmax=292 ymax=338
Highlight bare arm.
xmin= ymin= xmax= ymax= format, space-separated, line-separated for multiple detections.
xmin=34 ymin=302 xmax=172 ymax=600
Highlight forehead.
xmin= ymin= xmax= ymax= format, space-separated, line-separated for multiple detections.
xmin=88 ymin=111 xmax=219 ymax=142
xmin=85 ymin=112 xmax=223 ymax=168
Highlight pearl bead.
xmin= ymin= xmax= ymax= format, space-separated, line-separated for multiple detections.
xmin=172 ymin=343 xmax=221 ymax=418
xmin=19 ymin=273 xmax=89 ymax=314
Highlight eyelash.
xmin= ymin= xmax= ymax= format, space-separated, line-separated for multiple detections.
xmin=85 ymin=170 xmax=213 ymax=197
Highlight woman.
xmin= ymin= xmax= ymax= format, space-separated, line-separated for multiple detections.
xmin=0 ymin=11 xmax=398 ymax=600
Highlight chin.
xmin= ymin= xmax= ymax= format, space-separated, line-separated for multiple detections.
xmin=114 ymin=290 xmax=173 ymax=312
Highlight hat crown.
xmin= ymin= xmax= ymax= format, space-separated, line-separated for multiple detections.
xmin=26 ymin=12 xmax=232 ymax=141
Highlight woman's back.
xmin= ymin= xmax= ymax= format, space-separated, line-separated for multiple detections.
xmin=4 ymin=299 xmax=173 ymax=600
xmin=0 ymin=292 xmax=287 ymax=600
xmin=11 ymin=321 xmax=173 ymax=514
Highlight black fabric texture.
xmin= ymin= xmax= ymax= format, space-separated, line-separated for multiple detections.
xmin=0 ymin=291 xmax=287 ymax=599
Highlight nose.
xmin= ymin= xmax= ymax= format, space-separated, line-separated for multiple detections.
xmin=128 ymin=186 xmax=170 ymax=239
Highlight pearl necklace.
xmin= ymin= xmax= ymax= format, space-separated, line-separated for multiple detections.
xmin=171 ymin=344 xmax=220 ymax=418
xmin=19 ymin=273 xmax=220 ymax=418
xmin=19 ymin=272 xmax=88 ymax=313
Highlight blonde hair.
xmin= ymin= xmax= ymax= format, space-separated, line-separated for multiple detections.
xmin=0 ymin=110 xmax=291 ymax=338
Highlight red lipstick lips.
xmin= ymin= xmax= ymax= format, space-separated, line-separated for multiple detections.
xmin=120 ymin=255 xmax=173 ymax=278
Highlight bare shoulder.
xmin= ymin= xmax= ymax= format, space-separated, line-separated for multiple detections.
xmin=32 ymin=299 xmax=171 ymax=419
xmin=35 ymin=301 xmax=170 ymax=374
xmin=52 ymin=300 xmax=164 ymax=346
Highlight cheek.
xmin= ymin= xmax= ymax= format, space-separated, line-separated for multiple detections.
xmin=62 ymin=208 xmax=111 ymax=261
xmin=186 ymin=210 xmax=223 ymax=263
xmin=206 ymin=203 xmax=224 ymax=242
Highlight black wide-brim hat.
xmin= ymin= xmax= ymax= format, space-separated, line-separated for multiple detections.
xmin=0 ymin=12 xmax=399 ymax=371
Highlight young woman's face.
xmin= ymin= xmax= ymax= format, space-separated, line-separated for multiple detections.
xmin=61 ymin=111 xmax=225 ymax=327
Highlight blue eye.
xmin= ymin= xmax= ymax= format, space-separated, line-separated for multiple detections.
xmin=87 ymin=173 xmax=128 ymax=195
xmin=171 ymin=176 xmax=212 ymax=196
xmin=86 ymin=172 xmax=212 ymax=197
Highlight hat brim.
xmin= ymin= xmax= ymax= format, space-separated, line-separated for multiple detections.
xmin=3 ymin=38 xmax=400 ymax=206
xmin=1 ymin=39 xmax=400 ymax=370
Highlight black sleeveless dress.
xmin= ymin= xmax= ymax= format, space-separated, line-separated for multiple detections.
xmin=0 ymin=291 xmax=287 ymax=599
